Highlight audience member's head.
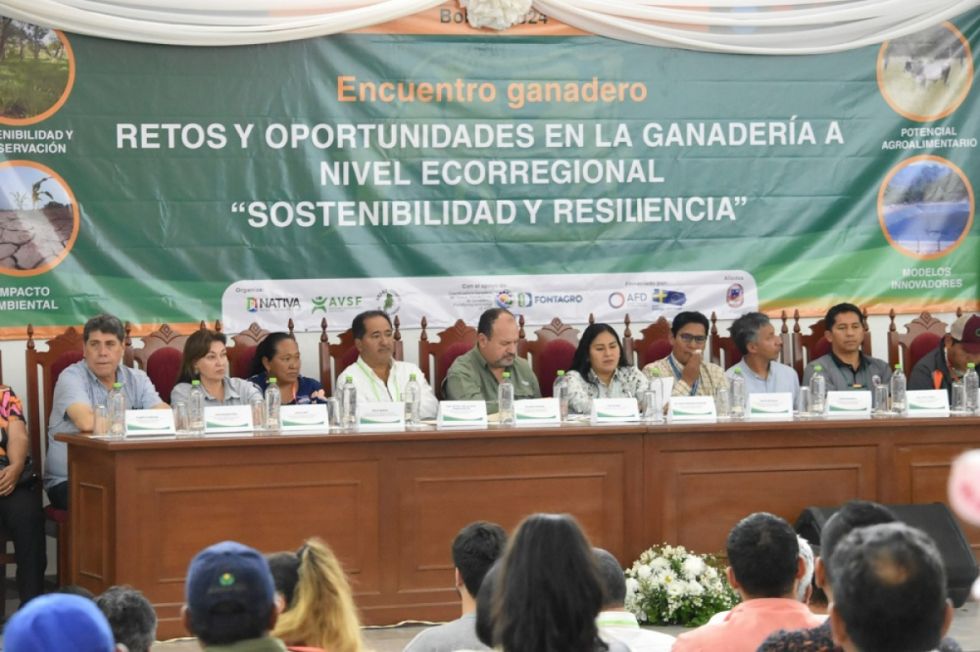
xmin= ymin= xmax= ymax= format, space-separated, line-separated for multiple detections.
xmin=593 ymin=548 xmax=627 ymax=610
xmin=829 ymin=523 xmax=952 ymax=652
xmin=494 ymin=513 xmax=606 ymax=652
xmin=5 ymin=593 xmax=119 ymax=652
xmin=475 ymin=561 xmax=501 ymax=648
xmin=796 ymin=535 xmax=815 ymax=603
xmin=453 ymin=521 xmax=507 ymax=600
xmin=82 ymin=313 xmax=127 ymax=383
xmin=96 ymin=585 xmax=158 ymax=652
xmin=58 ymin=584 xmax=97 ymax=600
xmin=271 ymin=537 xmax=365 ymax=652
xmin=183 ymin=541 xmax=277 ymax=646
xmin=818 ymin=500 xmax=896 ymax=594
xmin=726 ymin=512 xmax=801 ymax=599
xmin=266 ymin=551 xmax=301 ymax=610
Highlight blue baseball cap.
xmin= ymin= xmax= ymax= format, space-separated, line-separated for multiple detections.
xmin=5 ymin=593 xmax=115 ymax=652
xmin=186 ymin=541 xmax=275 ymax=620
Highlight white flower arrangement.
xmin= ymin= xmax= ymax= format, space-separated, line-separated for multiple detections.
xmin=625 ymin=544 xmax=739 ymax=626
xmin=459 ymin=0 xmax=534 ymax=31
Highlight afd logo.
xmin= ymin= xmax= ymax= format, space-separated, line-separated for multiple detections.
xmin=246 ymin=296 xmax=301 ymax=312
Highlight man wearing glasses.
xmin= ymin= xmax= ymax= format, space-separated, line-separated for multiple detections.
xmin=643 ymin=311 xmax=728 ymax=397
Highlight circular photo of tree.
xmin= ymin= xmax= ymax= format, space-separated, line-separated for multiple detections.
xmin=0 ymin=18 xmax=75 ymax=125
xmin=877 ymin=22 xmax=972 ymax=122
xmin=0 ymin=161 xmax=79 ymax=275
xmin=878 ymin=156 xmax=973 ymax=260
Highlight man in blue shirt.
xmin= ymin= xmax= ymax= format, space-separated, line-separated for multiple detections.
xmin=726 ymin=312 xmax=799 ymax=405
xmin=45 ymin=314 xmax=168 ymax=509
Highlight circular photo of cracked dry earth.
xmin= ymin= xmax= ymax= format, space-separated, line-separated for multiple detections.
xmin=0 ymin=161 xmax=78 ymax=276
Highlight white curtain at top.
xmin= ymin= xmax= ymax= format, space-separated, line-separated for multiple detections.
xmin=0 ymin=0 xmax=976 ymax=53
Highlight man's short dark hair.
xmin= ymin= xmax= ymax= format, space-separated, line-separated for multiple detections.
xmin=266 ymin=551 xmax=300 ymax=608
xmin=671 ymin=311 xmax=709 ymax=337
xmin=820 ymin=500 xmax=896 ymax=587
xmin=593 ymin=548 xmax=627 ymax=607
xmin=452 ymin=521 xmax=507 ymax=597
xmin=832 ymin=523 xmax=947 ymax=652
xmin=727 ymin=512 xmax=799 ymax=598
xmin=352 ymin=310 xmax=392 ymax=340
xmin=729 ymin=312 xmax=771 ymax=355
xmin=96 ymin=585 xmax=158 ymax=652
xmin=477 ymin=308 xmax=513 ymax=338
xmin=83 ymin=313 xmax=126 ymax=343
xmin=824 ymin=303 xmax=865 ymax=330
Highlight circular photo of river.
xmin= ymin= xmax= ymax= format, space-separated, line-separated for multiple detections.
xmin=878 ymin=156 xmax=973 ymax=260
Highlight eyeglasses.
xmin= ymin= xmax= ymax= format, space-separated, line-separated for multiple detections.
xmin=678 ymin=334 xmax=707 ymax=344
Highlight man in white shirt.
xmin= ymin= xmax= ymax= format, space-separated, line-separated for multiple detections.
xmin=337 ymin=310 xmax=439 ymax=419
xmin=726 ymin=312 xmax=800 ymax=406
xmin=593 ymin=548 xmax=675 ymax=652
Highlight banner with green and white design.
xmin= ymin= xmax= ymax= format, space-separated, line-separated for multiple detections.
xmin=0 ymin=8 xmax=975 ymax=334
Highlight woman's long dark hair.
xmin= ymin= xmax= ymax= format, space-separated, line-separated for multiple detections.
xmin=249 ymin=332 xmax=296 ymax=377
xmin=176 ymin=329 xmax=226 ymax=384
xmin=569 ymin=324 xmax=628 ymax=385
xmin=493 ymin=513 xmax=607 ymax=652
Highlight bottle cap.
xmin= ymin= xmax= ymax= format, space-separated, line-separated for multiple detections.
xmin=191 ymin=380 xmax=200 ymax=386
xmin=814 ymin=364 xmax=823 ymax=372
xmin=649 ymin=368 xmax=662 ymax=377
xmin=269 ymin=377 xmax=277 ymax=384
xmin=502 ymin=371 xmax=511 ymax=379
xmin=346 ymin=375 xmax=353 ymax=382
xmin=969 ymin=363 xmax=976 ymax=369
xmin=113 ymin=381 xmax=122 ymax=389
xmin=556 ymin=370 xmax=565 ymax=377
xmin=894 ymin=364 xmax=902 ymax=370
xmin=733 ymin=368 xmax=742 ymax=375
xmin=409 ymin=373 xmax=417 ymax=380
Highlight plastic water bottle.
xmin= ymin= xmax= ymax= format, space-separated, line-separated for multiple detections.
xmin=553 ymin=370 xmax=569 ymax=421
xmin=250 ymin=392 xmax=266 ymax=432
xmin=188 ymin=379 xmax=205 ymax=433
xmin=730 ymin=368 xmax=746 ymax=419
xmin=809 ymin=364 xmax=827 ymax=416
xmin=498 ymin=371 xmax=515 ymax=426
xmin=108 ymin=382 xmax=126 ymax=437
xmin=265 ymin=377 xmax=281 ymax=431
xmin=890 ymin=364 xmax=907 ymax=415
xmin=963 ymin=362 xmax=978 ymax=413
xmin=340 ymin=375 xmax=357 ymax=430
xmin=404 ymin=373 xmax=421 ymax=426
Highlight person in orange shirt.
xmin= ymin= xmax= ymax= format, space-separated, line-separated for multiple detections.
xmin=672 ymin=513 xmax=823 ymax=652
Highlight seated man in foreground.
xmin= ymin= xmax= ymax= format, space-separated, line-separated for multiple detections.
xmin=593 ymin=548 xmax=675 ymax=652
xmin=829 ymin=523 xmax=953 ymax=652
xmin=444 ymin=308 xmax=540 ymax=412
xmin=404 ymin=520 xmax=507 ymax=652
xmin=643 ymin=311 xmax=727 ymax=397
xmin=183 ymin=540 xmax=291 ymax=651
xmin=802 ymin=303 xmax=891 ymax=391
xmin=672 ymin=512 xmax=822 ymax=652
xmin=44 ymin=313 xmax=168 ymax=509
xmin=337 ymin=310 xmax=439 ymax=419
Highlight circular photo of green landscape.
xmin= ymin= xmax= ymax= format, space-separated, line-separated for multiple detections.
xmin=0 ymin=17 xmax=74 ymax=125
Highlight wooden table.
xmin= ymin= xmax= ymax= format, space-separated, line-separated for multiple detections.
xmin=59 ymin=416 xmax=980 ymax=639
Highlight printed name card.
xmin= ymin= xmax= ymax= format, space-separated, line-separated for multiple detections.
xmin=747 ymin=393 xmax=794 ymax=420
xmin=906 ymin=390 xmax=950 ymax=418
xmin=123 ymin=409 xmax=175 ymax=436
xmin=357 ymin=402 xmax=406 ymax=431
xmin=514 ymin=398 xmax=561 ymax=426
xmin=668 ymin=396 xmax=717 ymax=423
xmin=826 ymin=391 xmax=871 ymax=418
xmin=204 ymin=405 xmax=254 ymax=433
xmin=280 ymin=404 xmax=330 ymax=431
xmin=437 ymin=401 xmax=488 ymax=429
xmin=591 ymin=398 xmax=640 ymax=424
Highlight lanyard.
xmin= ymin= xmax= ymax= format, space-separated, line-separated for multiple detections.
xmin=667 ymin=355 xmax=700 ymax=396
xmin=356 ymin=360 xmax=400 ymax=402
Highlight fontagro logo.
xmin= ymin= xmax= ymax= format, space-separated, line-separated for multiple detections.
xmin=608 ymin=292 xmax=626 ymax=309
xmin=246 ymin=295 xmax=301 ymax=312
xmin=495 ymin=290 xmax=514 ymax=309
xmin=726 ymin=284 xmax=745 ymax=308
xmin=517 ymin=292 xmax=534 ymax=308
xmin=377 ymin=289 xmax=401 ymax=315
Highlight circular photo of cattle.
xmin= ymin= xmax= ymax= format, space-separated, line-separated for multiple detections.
xmin=0 ymin=161 xmax=79 ymax=275
xmin=878 ymin=156 xmax=973 ymax=260
xmin=0 ymin=17 xmax=74 ymax=125
xmin=877 ymin=22 xmax=972 ymax=121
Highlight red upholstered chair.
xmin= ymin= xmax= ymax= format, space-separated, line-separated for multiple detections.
xmin=790 ymin=308 xmax=872 ymax=381
xmin=25 ymin=324 xmax=85 ymax=586
xmin=318 ymin=316 xmax=405 ymax=397
xmin=624 ymin=316 xmax=673 ymax=368
xmin=217 ymin=321 xmax=270 ymax=380
xmin=517 ymin=316 xmax=580 ymax=396
xmin=419 ymin=318 xmax=477 ymax=399
xmin=130 ymin=324 xmax=190 ymax=404
xmin=887 ymin=309 xmax=949 ymax=371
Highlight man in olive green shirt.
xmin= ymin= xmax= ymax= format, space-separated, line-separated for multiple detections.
xmin=445 ymin=308 xmax=541 ymax=412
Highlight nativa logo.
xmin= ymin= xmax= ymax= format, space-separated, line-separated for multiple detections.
xmin=246 ymin=295 xmax=301 ymax=312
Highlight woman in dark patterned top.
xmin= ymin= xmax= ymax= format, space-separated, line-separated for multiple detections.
xmin=248 ymin=333 xmax=326 ymax=405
